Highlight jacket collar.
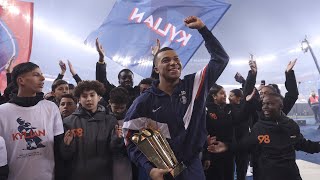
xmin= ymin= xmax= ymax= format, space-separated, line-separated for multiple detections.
xmin=73 ymin=105 xmax=106 ymax=121
xmin=260 ymin=111 xmax=289 ymax=125
xmin=146 ymin=79 xmax=182 ymax=96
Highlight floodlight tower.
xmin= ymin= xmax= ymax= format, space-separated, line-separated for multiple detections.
xmin=301 ymin=37 xmax=320 ymax=75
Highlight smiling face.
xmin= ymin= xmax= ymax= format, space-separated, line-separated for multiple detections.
xmin=118 ymin=71 xmax=134 ymax=88
xmin=154 ymin=50 xmax=182 ymax=82
xmin=228 ymin=91 xmax=240 ymax=104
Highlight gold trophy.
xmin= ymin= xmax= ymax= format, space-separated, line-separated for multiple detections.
xmin=131 ymin=128 xmax=186 ymax=178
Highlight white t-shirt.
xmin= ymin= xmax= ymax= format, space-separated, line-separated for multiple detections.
xmin=0 ymin=136 xmax=7 ymax=167
xmin=0 ymin=100 xmax=64 ymax=180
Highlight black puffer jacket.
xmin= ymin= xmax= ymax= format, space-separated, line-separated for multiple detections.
xmin=61 ymin=105 xmax=118 ymax=180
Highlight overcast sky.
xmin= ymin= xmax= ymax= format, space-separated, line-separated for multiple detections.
xmin=26 ymin=0 xmax=320 ymax=93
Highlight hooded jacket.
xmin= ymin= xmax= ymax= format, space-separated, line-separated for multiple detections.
xmin=60 ymin=105 xmax=117 ymax=180
xmin=231 ymin=113 xmax=320 ymax=180
xmin=123 ymin=26 xmax=229 ymax=178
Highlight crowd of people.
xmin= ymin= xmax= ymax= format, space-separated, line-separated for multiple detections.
xmin=0 ymin=16 xmax=320 ymax=180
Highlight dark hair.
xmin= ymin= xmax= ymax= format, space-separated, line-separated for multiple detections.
xmin=118 ymin=69 xmax=134 ymax=80
xmin=209 ymin=84 xmax=224 ymax=96
xmin=153 ymin=47 xmax=174 ymax=63
xmin=262 ymin=85 xmax=277 ymax=93
xmin=139 ymin=78 xmax=154 ymax=86
xmin=11 ymin=62 xmax=39 ymax=87
xmin=109 ymin=87 xmax=129 ymax=105
xmin=51 ymin=79 xmax=68 ymax=92
xmin=74 ymin=80 xmax=106 ymax=98
xmin=3 ymin=82 xmax=18 ymax=100
xmin=268 ymin=84 xmax=281 ymax=94
xmin=264 ymin=92 xmax=284 ymax=103
xmin=68 ymin=83 xmax=75 ymax=90
xmin=230 ymin=89 xmax=243 ymax=98
xmin=58 ymin=93 xmax=77 ymax=105
xmin=151 ymin=47 xmax=174 ymax=80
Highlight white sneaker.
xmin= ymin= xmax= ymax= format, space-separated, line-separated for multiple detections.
xmin=246 ymin=166 xmax=253 ymax=176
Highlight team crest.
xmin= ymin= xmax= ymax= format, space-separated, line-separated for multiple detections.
xmin=179 ymin=91 xmax=187 ymax=104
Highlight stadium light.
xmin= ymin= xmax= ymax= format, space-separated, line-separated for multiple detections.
xmin=301 ymin=37 xmax=320 ymax=75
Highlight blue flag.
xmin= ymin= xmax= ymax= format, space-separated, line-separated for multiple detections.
xmin=85 ymin=0 xmax=230 ymax=78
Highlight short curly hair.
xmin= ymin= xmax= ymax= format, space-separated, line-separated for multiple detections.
xmin=74 ymin=80 xmax=105 ymax=98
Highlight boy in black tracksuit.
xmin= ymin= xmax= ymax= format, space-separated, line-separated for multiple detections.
xmin=208 ymin=92 xmax=320 ymax=180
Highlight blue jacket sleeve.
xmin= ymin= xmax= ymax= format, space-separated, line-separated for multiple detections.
xmin=196 ymin=26 xmax=229 ymax=99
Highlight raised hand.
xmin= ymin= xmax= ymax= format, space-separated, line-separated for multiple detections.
xmin=95 ymin=38 xmax=105 ymax=60
xmin=286 ymin=58 xmax=297 ymax=72
xmin=149 ymin=168 xmax=172 ymax=180
xmin=151 ymin=39 xmax=161 ymax=56
xmin=64 ymin=130 xmax=74 ymax=146
xmin=67 ymin=60 xmax=77 ymax=76
xmin=249 ymin=60 xmax=257 ymax=75
xmin=5 ymin=55 xmax=15 ymax=73
xmin=59 ymin=60 xmax=67 ymax=75
xmin=184 ymin=16 xmax=205 ymax=30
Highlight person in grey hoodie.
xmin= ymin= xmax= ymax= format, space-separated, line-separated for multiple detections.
xmin=60 ymin=80 xmax=118 ymax=180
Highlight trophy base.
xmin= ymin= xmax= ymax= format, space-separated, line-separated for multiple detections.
xmin=170 ymin=162 xmax=187 ymax=178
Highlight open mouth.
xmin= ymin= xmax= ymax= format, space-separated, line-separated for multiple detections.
xmin=263 ymin=111 xmax=270 ymax=116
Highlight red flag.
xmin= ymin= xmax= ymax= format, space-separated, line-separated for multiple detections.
xmin=0 ymin=0 xmax=33 ymax=92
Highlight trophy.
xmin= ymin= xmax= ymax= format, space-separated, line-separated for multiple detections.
xmin=131 ymin=128 xmax=186 ymax=178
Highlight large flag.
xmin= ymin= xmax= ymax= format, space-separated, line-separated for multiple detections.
xmin=0 ymin=0 xmax=33 ymax=92
xmin=85 ymin=0 xmax=230 ymax=78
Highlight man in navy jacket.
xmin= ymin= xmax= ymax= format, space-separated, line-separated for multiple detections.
xmin=123 ymin=16 xmax=229 ymax=180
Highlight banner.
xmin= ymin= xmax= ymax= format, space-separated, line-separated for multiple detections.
xmin=85 ymin=0 xmax=230 ymax=78
xmin=0 ymin=0 xmax=33 ymax=92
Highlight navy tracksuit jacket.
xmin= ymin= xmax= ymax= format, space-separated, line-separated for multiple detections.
xmin=123 ymin=26 xmax=229 ymax=180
